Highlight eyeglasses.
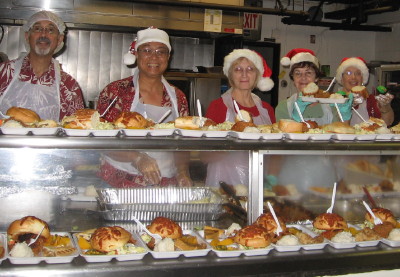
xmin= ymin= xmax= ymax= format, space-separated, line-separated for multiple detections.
xmin=233 ymin=66 xmax=256 ymax=74
xmin=343 ymin=71 xmax=362 ymax=77
xmin=293 ymin=70 xmax=315 ymax=78
xmin=137 ymin=48 xmax=169 ymax=58
xmin=31 ymin=25 xmax=58 ymax=35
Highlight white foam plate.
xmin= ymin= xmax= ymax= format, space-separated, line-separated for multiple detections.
xmin=260 ymin=133 xmax=284 ymax=140
xmin=75 ymin=232 xmax=148 ymax=263
xmin=392 ymin=134 xmax=400 ymax=140
xmin=203 ymin=130 xmax=230 ymax=138
xmin=284 ymin=133 xmax=310 ymax=141
xmin=375 ymin=134 xmax=394 ymax=141
xmin=273 ymin=225 xmax=327 ymax=252
xmin=349 ymin=225 xmax=381 ymax=248
xmin=332 ymin=134 xmax=356 ymax=141
xmin=90 ymin=129 xmax=120 ymax=137
xmin=309 ymin=134 xmax=333 ymax=141
xmin=0 ymin=127 xmax=30 ymax=135
xmin=147 ymin=230 xmax=211 ymax=259
xmin=381 ymin=238 xmax=400 ymax=247
xmin=123 ymin=129 xmax=150 ymax=136
xmin=0 ymin=127 xmax=59 ymax=135
xmin=301 ymin=97 xmax=347 ymax=104
xmin=148 ymin=129 xmax=176 ymax=136
xmin=231 ymin=131 xmax=262 ymax=140
xmin=8 ymin=232 xmax=78 ymax=264
xmin=63 ymin=128 xmax=92 ymax=137
xmin=176 ymin=129 xmax=205 ymax=138
xmin=355 ymin=134 xmax=377 ymax=141
xmin=197 ymin=230 xmax=272 ymax=257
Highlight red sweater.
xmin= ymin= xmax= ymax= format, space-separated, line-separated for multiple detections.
xmin=205 ymin=97 xmax=276 ymax=124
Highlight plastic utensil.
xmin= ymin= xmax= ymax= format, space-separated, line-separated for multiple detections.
xmin=100 ymin=96 xmax=118 ymax=117
xmin=334 ymin=103 xmax=344 ymax=122
xmin=233 ymin=100 xmax=245 ymax=121
xmin=363 ymin=201 xmax=383 ymax=225
xmin=28 ymin=225 xmax=45 ymax=246
xmin=294 ymin=102 xmax=311 ymax=128
xmin=326 ymin=182 xmax=337 ymax=213
xmin=352 ymin=107 xmax=368 ymax=123
xmin=157 ymin=109 xmax=172 ymax=123
xmin=0 ymin=110 xmax=10 ymax=119
xmin=267 ymin=201 xmax=283 ymax=235
xmin=196 ymin=99 xmax=204 ymax=127
xmin=131 ymin=215 xmax=162 ymax=242
xmin=324 ymin=77 xmax=336 ymax=92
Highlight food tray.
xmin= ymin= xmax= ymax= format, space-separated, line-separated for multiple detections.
xmin=7 ymin=232 xmax=79 ymax=264
xmin=97 ymin=187 xmax=224 ymax=222
xmin=0 ymin=127 xmax=60 ymax=135
xmin=145 ymin=230 xmax=211 ymax=259
xmin=301 ymin=97 xmax=347 ymax=104
xmin=74 ymin=232 xmax=148 ymax=262
xmin=349 ymin=224 xmax=381 ymax=248
xmin=274 ymin=225 xmax=328 ymax=252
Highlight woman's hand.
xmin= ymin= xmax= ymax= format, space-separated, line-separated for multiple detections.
xmin=376 ymin=93 xmax=394 ymax=112
xmin=131 ymin=152 xmax=161 ymax=185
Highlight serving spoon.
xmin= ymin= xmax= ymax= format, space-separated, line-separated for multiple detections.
xmin=131 ymin=215 xmax=162 ymax=242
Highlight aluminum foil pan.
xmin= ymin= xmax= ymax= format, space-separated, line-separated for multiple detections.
xmin=96 ymin=187 xmax=224 ymax=222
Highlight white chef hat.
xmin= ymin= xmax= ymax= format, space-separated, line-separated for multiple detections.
xmin=23 ymin=10 xmax=66 ymax=54
xmin=223 ymin=49 xmax=274 ymax=92
xmin=124 ymin=26 xmax=171 ymax=65
xmin=335 ymin=57 xmax=369 ymax=85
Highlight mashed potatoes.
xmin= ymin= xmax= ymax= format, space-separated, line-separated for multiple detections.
xmin=276 ymin=235 xmax=300 ymax=246
xmin=154 ymin=238 xmax=174 ymax=252
xmin=388 ymin=229 xmax=400 ymax=241
xmin=9 ymin=242 xmax=34 ymax=257
xmin=331 ymin=231 xmax=355 ymax=243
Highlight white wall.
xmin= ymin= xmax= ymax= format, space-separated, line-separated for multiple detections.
xmin=260 ymin=2 xmax=377 ymax=101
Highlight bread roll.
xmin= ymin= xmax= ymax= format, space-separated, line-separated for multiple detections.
xmin=278 ymin=119 xmax=304 ymax=133
xmin=365 ymin=208 xmax=397 ymax=227
xmin=235 ymin=110 xmax=253 ymax=123
xmin=174 ymin=116 xmax=215 ymax=130
xmin=90 ymin=226 xmax=133 ymax=253
xmin=347 ymin=160 xmax=384 ymax=176
xmin=254 ymin=212 xmax=287 ymax=234
xmin=351 ymin=85 xmax=369 ymax=99
xmin=234 ymin=225 xmax=271 ymax=248
xmin=6 ymin=106 xmax=40 ymax=124
xmin=313 ymin=213 xmax=348 ymax=230
xmin=231 ymin=121 xmax=257 ymax=132
xmin=62 ymin=109 xmax=100 ymax=129
xmin=147 ymin=217 xmax=183 ymax=239
xmin=322 ymin=122 xmax=355 ymax=134
xmin=302 ymin=82 xmax=319 ymax=97
xmin=114 ymin=111 xmax=150 ymax=129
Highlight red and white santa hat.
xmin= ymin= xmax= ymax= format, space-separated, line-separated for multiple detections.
xmin=124 ymin=26 xmax=171 ymax=65
xmin=223 ymin=49 xmax=274 ymax=91
xmin=335 ymin=57 xmax=369 ymax=85
xmin=280 ymin=48 xmax=319 ymax=69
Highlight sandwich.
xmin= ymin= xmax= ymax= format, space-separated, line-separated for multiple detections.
xmin=234 ymin=225 xmax=271 ymax=248
xmin=6 ymin=106 xmax=41 ymax=125
xmin=365 ymin=207 xmax=397 ymax=227
xmin=147 ymin=216 xmax=183 ymax=239
xmin=7 ymin=216 xmax=50 ymax=256
xmin=254 ymin=212 xmax=287 ymax=235
xmin=114 ymin=111 xmax=152 ymax=129
xmin=312 ymin=212 xmax=348 ymax=239
xmin=174 ymin=116 xmax=216 ymax=130
xmin=61 ymin=109 xmax=101 ymax=129
xmin=235 ymin=109 xmax=253 ymax=123
xmin=88 ymin=226 xmax=145 ymax=255
xmin=301 ymin=82 xmax=319 ymax=97
xmin=351 ymin=85 xmax=369 ymax=99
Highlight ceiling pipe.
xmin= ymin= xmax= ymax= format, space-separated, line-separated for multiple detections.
xmin=117 ymin=0 xmax=309 ymax=17
xmin=281 ymin=17 xmax=392 ymax=32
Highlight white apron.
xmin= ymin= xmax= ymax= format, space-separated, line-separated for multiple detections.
xmin=104 ymin=68 xmax=179 ymax=178
xmin=350 ymin=101 xmax=368 ymax=126
xmin=286 ymin=93 xmax=333 ymax=126
xmin=221 ymin=88 xmax=272 ymax=125
xmin=206 ymin=89 xmax=272 ymax=187
xmin=0 ymin=55 xmax=61 ymax=121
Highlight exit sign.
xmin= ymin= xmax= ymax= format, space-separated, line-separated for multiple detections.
xmin=243 ymin=13 xmax=260 ymax=30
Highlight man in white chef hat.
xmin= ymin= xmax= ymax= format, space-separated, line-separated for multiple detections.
xmin=97 ymin=26 xmax=193 ymax=188
xmin=0 ymin=10 xmax=84 ymax=121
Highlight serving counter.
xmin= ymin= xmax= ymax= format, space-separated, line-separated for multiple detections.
xmin=0 ymin=133 xmax=400 ymax=276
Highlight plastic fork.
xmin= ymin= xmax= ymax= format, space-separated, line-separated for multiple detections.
xmin=326 ymin=182 xmax=337 ymax=213
xmin=0 ymin=110 xmax=10 ymax=119
xmin=363 ymin=201 xmax=383 ymax=225
xmin=294 ymin=102 xmax=311 ymax=128
xmin=156 ymin=110 xmax=172 ymax=123
xmin=100 ymin=96 xmax=118 ymax=117
xmin=131 ymin=215 xmax=162 ymax=242
xmin=28 ymin=225 xmax=45 ymax=246
xmin=267 ymin=201 xmax=283 ymax=235
xmin=233 ymin=100 xmax=246 ymax=122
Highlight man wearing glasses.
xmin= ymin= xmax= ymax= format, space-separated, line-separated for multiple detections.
xmin=0 ymin=10 xmax=84 ymax=121
xmin=97 ymin=27 xmax=192 ymax=188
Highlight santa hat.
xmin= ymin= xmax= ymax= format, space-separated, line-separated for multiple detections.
xmin=280 ymin=48 xmax=319 ymax=68
xmin=335 ymin=57 xmax=369 ymax=85
xmin=223 ymin=49 xmax=274 ymax=91
xmin=124 ymin=26 xmax=171 ymax=65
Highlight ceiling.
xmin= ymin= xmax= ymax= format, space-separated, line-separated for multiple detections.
xmin=273 ymin=0 xmax=400 ymax=32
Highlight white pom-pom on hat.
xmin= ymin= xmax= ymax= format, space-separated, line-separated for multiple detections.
xmin=123 ymin=41 xmax=136 ymax=65
xmin=335 ymin=57 xmax=369 ymax=85
xmin=223 ymin=49 xmax=274 ymax=91
xmin=280 ymin=48 xmax=319 ymax=69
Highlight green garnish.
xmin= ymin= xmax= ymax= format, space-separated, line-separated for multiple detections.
xmin=377 ymin=85 xmax=387 ymax=94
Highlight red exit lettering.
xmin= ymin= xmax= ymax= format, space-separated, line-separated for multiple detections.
xmin=243 ymin=13 xmax=259 ymax=30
